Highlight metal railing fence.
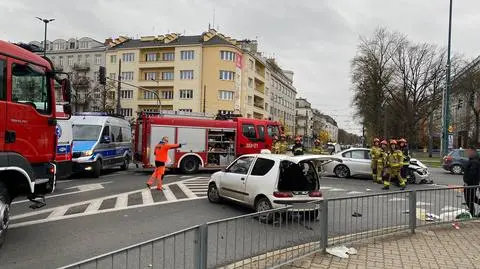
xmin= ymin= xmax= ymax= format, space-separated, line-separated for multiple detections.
xmin=58 ymin=185 xmax=480 ymax=269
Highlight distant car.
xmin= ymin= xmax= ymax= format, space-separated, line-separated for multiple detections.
xmin=207 ymin=153 xmax=342 ymax=218
xmin=442 ymin=149 xmax=480 ymax=174
xmin=324 ymin=147 xmax=431 ymax=183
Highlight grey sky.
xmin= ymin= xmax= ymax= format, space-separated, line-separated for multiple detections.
xmin=1 ymin=0 xmax=479 ymax=135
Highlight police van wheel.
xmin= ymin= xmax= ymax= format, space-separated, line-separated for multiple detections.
xmin=120 ymin=156 xmax=129 ymax=171
xmin=180 ymin=156 xmax=199 ymax=174
xmin=0 ymin=181 xmax=11 ymax=249
xmin=92 ymin=160 xmax=102 ymax=178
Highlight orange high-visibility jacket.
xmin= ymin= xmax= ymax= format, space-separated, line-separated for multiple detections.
xmin=154 ymin=143 xmax=180 ymax=162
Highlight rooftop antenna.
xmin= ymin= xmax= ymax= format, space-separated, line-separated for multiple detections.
xmin=208 ymin=22 xmax=211 ymax=30
xmin=212 ymin=8 xmax=216 ymax=30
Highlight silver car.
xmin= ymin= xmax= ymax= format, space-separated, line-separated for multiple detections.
xmin=323 ymin=148 xmax=431 ymax=183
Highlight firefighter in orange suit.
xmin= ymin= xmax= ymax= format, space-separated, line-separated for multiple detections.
xmin=147 ymin=136 xmax=182 ymax=191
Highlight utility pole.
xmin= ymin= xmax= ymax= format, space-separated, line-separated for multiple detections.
xmin=116 ymin=59 xmax=122 ymax=114
xmin=428 ymin=112 xmax=434 ymax=158
xmin=362 ymin=123 xmax=366 ymax=147
xmin=442 ymin=0 xmax=453 ymax=156
xmin=383 ymin=105 xmax=388 ymax=139
xmin=35 ymin=17 xmax=54 ymax=57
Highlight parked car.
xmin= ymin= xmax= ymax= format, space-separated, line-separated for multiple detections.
xmin=442 ymin=149 xmax=480 ymax=174
xmin=207 ymin=153 xmax=342 ymax=218
xmin=324 ymin=148 xmax=431 ymax=183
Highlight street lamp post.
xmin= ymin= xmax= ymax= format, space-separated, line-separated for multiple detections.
xmin=35 ymin=17 xmax=55 ymax=57
xmin=442 ymin=0 xmax=453 ymax=156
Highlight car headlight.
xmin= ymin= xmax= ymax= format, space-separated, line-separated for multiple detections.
xmin=82 ymin=150 xmax=93 ymax=157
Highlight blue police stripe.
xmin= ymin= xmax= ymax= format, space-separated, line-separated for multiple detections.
xmin=90 ymin=147 xmax=131 ymax=160
xmin=57 ymin=145 xmax=71 ymax=154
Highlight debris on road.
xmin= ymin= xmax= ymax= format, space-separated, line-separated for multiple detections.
xmin=326 ymin=245 xmax=358 ymax=258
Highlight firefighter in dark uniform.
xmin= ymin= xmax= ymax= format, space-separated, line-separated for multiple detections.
xmin=292 ymin=137 xmax=305 ymax=156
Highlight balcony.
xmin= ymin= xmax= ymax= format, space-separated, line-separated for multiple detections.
xmin=138 ymin=78 xmax=174 ymax=87
xmin=253 ymin=112 xmax=264 ymax=119
xmin=139 ymin=59 xmax=175 ymax=69
xmin=73 ymin=63 xmax=90 ymax=71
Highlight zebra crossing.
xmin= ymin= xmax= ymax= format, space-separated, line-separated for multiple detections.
xmin=9 ymin=177 xmax=211 ymax=228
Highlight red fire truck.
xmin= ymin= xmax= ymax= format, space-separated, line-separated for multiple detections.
xmin=0 ymin=41 xmax=71 ymax=248
xmin=134 ymin=112 xmax=282 ymax=173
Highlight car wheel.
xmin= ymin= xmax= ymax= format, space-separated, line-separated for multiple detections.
xmin=451 ymin=165 xmax=463 ymax=175
xmin=92 ymin=160 xmax=102 ymax=178
xmin=207 ymin=183 xmax=221 ymax=203
xmin=255 ymin=197 xmax=274 ymax=223
xmin=334 ymin=165 xmax=350 ymax=178
xmin=180 ymin=156 xmax=199 ymax=174
xmin=0 ymin=181 xmax=11 ymax=249
xmin=120 ymin=156 xmax=130 ymax=171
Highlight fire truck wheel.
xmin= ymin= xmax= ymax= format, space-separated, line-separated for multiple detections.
xmin=0 ymin=181 xmax=11 ymax=249
xmin=180 ymin=156 xmax=199 ymax=174
xmin=92 ymin=160 xmax=102 ymax=178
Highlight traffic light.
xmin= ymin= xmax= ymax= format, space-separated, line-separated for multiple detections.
xmin=98 ymin=66 xmax=106 ymax=85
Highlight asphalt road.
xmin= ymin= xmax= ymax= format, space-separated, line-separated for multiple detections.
xmin=0 ymin=166 xmax=469 ymax=269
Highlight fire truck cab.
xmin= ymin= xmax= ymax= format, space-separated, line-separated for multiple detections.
xmin=134 ymin=112 xmax=282 ymax=174
xmin=0 ymin=41 xmax=71 ymax=248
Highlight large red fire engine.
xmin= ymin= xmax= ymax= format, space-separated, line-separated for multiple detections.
xmin=134 ymin=112 xmax=282 ymax=173
xmin=0 ymin=41 xmax=71 ymax=248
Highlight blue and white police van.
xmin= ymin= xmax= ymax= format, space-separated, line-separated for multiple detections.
xmin=71 ymin=112 xmax=132 ymax=178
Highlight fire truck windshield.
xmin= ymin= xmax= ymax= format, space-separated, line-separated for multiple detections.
xmin=73 ymin=124 xmax=102 ymax=141
xmin=268 ymin=125 xmax=280 ymax=137
xmin=11 ymin=63 xmax=51 ymax=115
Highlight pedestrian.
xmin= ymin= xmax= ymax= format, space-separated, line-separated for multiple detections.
xmin=383 ymin=139 xmax=406 ymax=190
xmin=370 ymin=138 xmax=381 ymax=183
xmin=147 ymin=136 xmax=182 ymax=191
xmin=463 ymin=145 xmax=480 ymax=217
xmin=292 ymin=137 xmax=305 ymax=156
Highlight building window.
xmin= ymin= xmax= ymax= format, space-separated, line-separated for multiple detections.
xmin=145 ymin=72 xmax=156 ymax=81
xmin=67 ymin=56 xmax=74 ymax=66
xmin=121 ymin=90 xmax=133 ymax=99
xmin=76 ymin=55 xmax=82 ymax=63
xmin=248 ymin=59 xmax=254 ymax=69
xmin=120 ymin=108 xmax=132 ymax=117
xmin=95 ymin=54 xmax=102 ymax=65
xmin=162 ymin=71 xmax=174 ymax=80
xmin=179 ymin=109 xmax=193 ymax=112
xmin=110 ymin=55 xmax=116 ymax=63
xmin=163 ymin=52 xmax=175 ymax=61
xmin=218 ymin=110 xmax=233 ymax=115
xmin=93 ymin=72 xmax=99 ymax=82
xmin=219 ymin=90 xmax=234 ymax=100
xmin=122 ymin=53 xmax=135 ymax=62
xmin=220 ymin=51 xmax=236 ymax=61
xmin=146 ymin=53 xmax=157 ymax=62
xmin=121 ymin=72 xmax=134 ymax=81
xmin=84 ymin=55 xmax=90 ymax=64
xmin=248 ymin=96 xmax=253 ymax=105
xmin=58 ymin=57 xmax=64 ymax=66
xmin=180 ymin=50 xmax=194 ymax=60
xmin=79 ymin=41 xmax=89 ymax=49
xmin=180 ymin=70 xmax=194 ymax=80
xmin=143 ymin=91 xmax=157 ymax=99
xmin=179 ymin=89 xmax=193 ymax=99
xmin=109 ymin=73 xmax=116 ymax=79
xmin=219 ymin=70 xmax=235 ymax=81
xmin=248 ymin=78 xmax=253 ymax=88
xmin=161 ymin=90 xmax=174 ymax=99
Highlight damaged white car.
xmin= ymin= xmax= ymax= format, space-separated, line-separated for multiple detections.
xmin=207 ymin=153 xmax=342 ymax=216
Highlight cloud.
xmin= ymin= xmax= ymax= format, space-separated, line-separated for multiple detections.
xmin=2 ymin=0 xmax=480 ymax=135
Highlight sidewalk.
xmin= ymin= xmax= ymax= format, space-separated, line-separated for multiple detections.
xmin=282 ymin=221 xmax=480 ymax=269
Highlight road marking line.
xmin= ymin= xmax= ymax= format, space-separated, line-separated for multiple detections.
xmin=13 ymin=189 xmax=93 ymax=205
xmin=328 ymin=188 xmax=345 ymax=192
xmin=389 ymin=198 xmax=406 ymax=202
xmin=163 ymin=186 xmax=177 ymax=201
xmin=177 ymin=182 xmax=197 ymax=198
xmin=10 ymin=197 xmax=206 ymax=229
xmin=48 ymin=206 xmax=70 ymax=218
xmin=180 ymin=176 xmax=192 ymax=179
xmin=320 ymin=186 xmax=332 ymax=190
xmin=84 ymin=200 xmax=103 ymax=213
xmin=346 ymin=191 xmax=363 ymax=195
xmin=115 ymin=194 xmax=128 ymax=208
xmin=141 ymin=189 xmax=154 ymax=204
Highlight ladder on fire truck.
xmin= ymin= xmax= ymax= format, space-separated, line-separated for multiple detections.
xmin=138 ymin=110 xmax=244 ymax=121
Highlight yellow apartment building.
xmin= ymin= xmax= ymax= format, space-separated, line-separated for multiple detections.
xmin=105 ymin=29 xmax=278 ymax=120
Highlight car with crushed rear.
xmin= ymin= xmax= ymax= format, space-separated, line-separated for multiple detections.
xmin=207 ymin=152 xmax=341 ymax=218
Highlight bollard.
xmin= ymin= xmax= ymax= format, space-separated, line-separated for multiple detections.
xmin=195 ymin=224 xmax=208 ymax=269
xmin=408 ymin=190 xmax=417 ymax=234
xmin=319 ymin=199 xmax=329 ymax=251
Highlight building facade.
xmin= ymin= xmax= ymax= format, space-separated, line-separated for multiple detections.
xmin=266 ymin=59 xmax=297 ymax=136
xmin=28 ymin=37 xmax=108 ymax=111
xmin=104 ymin=30 xmax=294 ymax=120
xmin=321 ymin=114 xmax=339 ymax=143
xmin=295 ymin=98 xmax=314 ymax=145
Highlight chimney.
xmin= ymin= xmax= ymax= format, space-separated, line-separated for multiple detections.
xmin=104 ymin=38 xmax=113 ymax=45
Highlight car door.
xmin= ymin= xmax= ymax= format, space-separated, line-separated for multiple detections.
xmin=343 ymin=149 xmax=370 ymax=175
xmin=5 ymin=59 xmax=55 ymax=164
xmin=245 ymin=157 xmax=277 ymax=205
xmin=0 ymin=57 xmax=6 ymax=153
xmin=220 ymin=156 xmax=256 ymax=202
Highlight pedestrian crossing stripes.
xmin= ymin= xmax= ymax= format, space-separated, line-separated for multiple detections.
xmin=10 ymin=177 xmax=212 ymax=228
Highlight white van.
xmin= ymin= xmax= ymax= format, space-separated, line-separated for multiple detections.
xmin=55 ymin=105 xmax=73 ymax=179
xmin=71 ymin=112 xmax=132 ymax=178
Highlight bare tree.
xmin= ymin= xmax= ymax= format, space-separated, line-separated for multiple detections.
xmin=454 ymin=66 xmax=480 ymax=144
xmin=90 ymin=80 xmax=116 ymax=112
xmin=70 ymin=71 xmax=95 ymax=112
